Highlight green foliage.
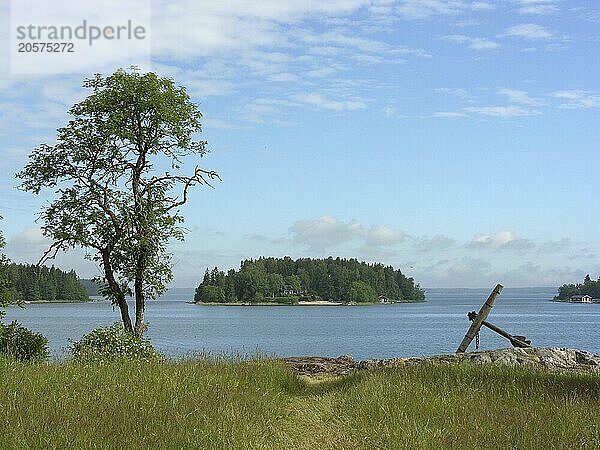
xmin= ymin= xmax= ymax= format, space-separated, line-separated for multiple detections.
xmin=5 ymin=263 xmax=88 ymax=302
xmin=555 ymin=274 xmax=600 ymax=300
xmin=349 ymin=280 xmax=377 ymax=303
xmin=79 ymin=278 xmax=101 ymax=296
xmin=195 ymin=257 xmax=425 ymax=304
xmin=195 ymin=284 xmax=225 ymax=303
xmin=0 ymin=321 xmax=48 ymax=362
xmin=17 ymin=68 xmax=219 ymax=336
xmin=0 ymin=222 xmax=11 ymax=312
xmin=261 ymin=296 xmax=299 ymax=305
xmin=70 ymin=322 xmax=163 ymax=363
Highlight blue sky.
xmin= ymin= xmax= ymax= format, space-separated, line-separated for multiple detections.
xmin=1 ymin=0 xmax=599 ymax=288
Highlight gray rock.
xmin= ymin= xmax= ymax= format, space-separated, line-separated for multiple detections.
xmin=283 ymin=348 xmax=600 ymax=377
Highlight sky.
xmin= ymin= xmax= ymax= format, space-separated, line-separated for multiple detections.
xmin=0 ymin=0 xmax=599 ymax=288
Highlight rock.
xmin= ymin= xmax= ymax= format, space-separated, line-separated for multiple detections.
xmin=283 ymin=348 xmax=600 ymax=377
xmin=575 ymin=350 xmax=600 ymax=366
xmin=282 ymin=355 xmax=354 ymax=377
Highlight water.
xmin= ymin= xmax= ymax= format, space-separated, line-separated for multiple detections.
xmin=3 ymin=287 xmax=599 ymax=360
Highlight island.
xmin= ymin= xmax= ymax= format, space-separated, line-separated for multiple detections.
xmin=194 ymin=256 xmax=425 ymax=305
xmin=554 ymin=274 xmax=600 ymax=302
xmin=5 ymin=263 xmax=89 ymax=303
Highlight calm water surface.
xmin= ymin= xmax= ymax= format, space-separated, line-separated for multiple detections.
xmin=4 ymin=287 xmax=598 ymax=360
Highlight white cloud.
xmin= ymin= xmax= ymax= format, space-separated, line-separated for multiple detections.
xmin=443 ymin=34 xmax=500 ymax=50
xmin=499 ymin=88 xmax=544 ymax=106
xmin=291 ymin=216 xmax=362 ymax=249
xmin=306 ymin=67 xmax=337 ymax=78
xmin=471 ymin=2 xmax=495 ymax=11
xmin=382 ymin=105 xmax=409 ymax=119
xmin=7 ymin=228 xmax=48 ymax=248
xmin=537 ymin=238 xmax=571 ymax=254
xmin=432 ymin=111 xmax=467 ymax=118
xmin=465 ymin=105 xmax=540 ymax=117
xmin=268 ymin=72 xmax=300 ymax=82
xmin=513 ymin=0 xmax=560 ymax=15
xmin=469 ymin=38 xmax=501 ymax=50
xmin=500 ymin=262 xmax=589 ymax=288
xmin=470 ymin=230 xmax=518 ymax=249
xmin=290 ymin=92 xmax=366 ymax=111
xmin=502 ymin=23 xmax=554 ymax=40
xmin=290 ymin=216 xmax=404 ymax=250
xmin=415 ymin=257 xmax=494 ymax=288
xmin=549 ymin=90 xmax=600 ymax=109
xmin=362 ymin=225 xmax=404 ymax=246
xmin=4 ymin=227 xmax=98 ymax=277
xmin=468 ymin=230 xmax=535 ymax=252
xmin=394 ymin=0 xmax=471 ymax=20
xmin=435 ymin=88 xmax=474 ymax=100
xmin=382 ymin=105 xmax=398 ymax=116
xmin=413 ymin=235 xmax=455 ymax=252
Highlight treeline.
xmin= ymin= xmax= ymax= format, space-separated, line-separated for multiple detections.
xmin=195 ymin=256 xmax=425 ymax=304
xmin=80 ymin=279 xmax=101 ymax=296
xmin=5 ymin=263 xmax=88 ymax=302
xmin=555 ymin=274 xmax=600 ymax=301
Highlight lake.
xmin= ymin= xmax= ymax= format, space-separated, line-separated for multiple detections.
xmin=3 ymin=287 xmax=599 ymax=360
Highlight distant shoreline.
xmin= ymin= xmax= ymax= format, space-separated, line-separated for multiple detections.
xmin=195 ymin=301 xmax=344 ymax=306
xmin=194 ymin=300 xmax=422 ymax=306
xmin=23 ymin=299 xmax=90 ymax=304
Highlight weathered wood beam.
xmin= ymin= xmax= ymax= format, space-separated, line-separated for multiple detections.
xmin=480 ymin=320 xmax=531 ymax=348
xmin=456 ymin=283 xmax=503 ymax=353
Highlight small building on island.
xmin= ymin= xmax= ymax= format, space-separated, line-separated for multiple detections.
xmin=281 ymin=287 xmax=305 ymax=296
xmin=569 ymin=294 xmax=593 ymax=303
xmin=377 ymin=295 xmax=392 ymax=304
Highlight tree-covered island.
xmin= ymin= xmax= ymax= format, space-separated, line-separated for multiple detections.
xmin=554 ymin=274 xmax=600 ymax=301
xmin=195 ymin=256 xmax=425 ymax=305
xmin=4 ymin=263 xmax=89 ymax=303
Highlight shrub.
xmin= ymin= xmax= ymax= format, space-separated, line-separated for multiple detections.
xmin=70 ymin=322 xmax=163 ymax=363
xmin=265 ymin=296 xmax=299 ymax=305
xmin=0 ymin=321 xmax=49 ymax=362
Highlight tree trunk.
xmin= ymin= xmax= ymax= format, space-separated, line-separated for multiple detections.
xmin=132 ymin=153 xmax=146 ymax=338
xmin=101 ymin=249 xmax=133 ymax=333
xmin=134 ymin=273 xmax=145 ymax=338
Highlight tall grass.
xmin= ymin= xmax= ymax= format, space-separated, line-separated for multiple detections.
xmin=1 ymin=357 xmax=599 ymax=449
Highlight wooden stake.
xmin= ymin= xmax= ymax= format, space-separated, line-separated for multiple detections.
xmin=456 ymin=283 xmax=503 ymax=353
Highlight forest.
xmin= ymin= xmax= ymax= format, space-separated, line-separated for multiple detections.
xmin=5 ymin=263 xmax=89 ymax=302
xmin=195 ymin=256 xmax=425 ymax=304
xmin=554 ymin=274 xmax=600 ymax=301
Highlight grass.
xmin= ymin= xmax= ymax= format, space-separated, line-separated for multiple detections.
xmin=1 ymin=358 xmax=600 ymax=449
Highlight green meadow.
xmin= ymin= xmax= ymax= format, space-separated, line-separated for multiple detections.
xmin=2 ymin=358 xmax=600 ymax=449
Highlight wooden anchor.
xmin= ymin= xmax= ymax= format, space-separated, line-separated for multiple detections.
xmin=456 ymin=283 xmax=531 ymax=353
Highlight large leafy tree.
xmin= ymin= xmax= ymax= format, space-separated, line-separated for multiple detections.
xmin=18 ymin=68 xmax=219 ymax=337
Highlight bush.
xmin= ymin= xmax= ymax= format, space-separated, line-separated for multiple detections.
xmin=195 ymin=284 xmax=225 ymax=303
xmin=70 ymin=322 xmax=163 ymax=363
xmin=265 ymin=296 xmax=299 ymax=305
xmin=0 ymin=321 xmax=49 ymax=362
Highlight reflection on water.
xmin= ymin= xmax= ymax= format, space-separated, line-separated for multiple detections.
xmin=4 ymin=287 xmax=599 ymax=360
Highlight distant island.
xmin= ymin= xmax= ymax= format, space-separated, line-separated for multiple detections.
xmin=5 ymin=263 xmax=89 ymax=303
xmin=194 ymin=256 xmax=425 ymax=305
xmin=554 ymin=274 xmax=600 ymax=302
xmin=79 ymin=278 xmax=101 ymax=296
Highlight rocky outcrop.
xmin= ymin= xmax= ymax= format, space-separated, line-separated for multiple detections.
xmin=283 ymin=348 xmax=600 ymax=377
xmin=282 ymin=355 xmax=354 ymax=377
